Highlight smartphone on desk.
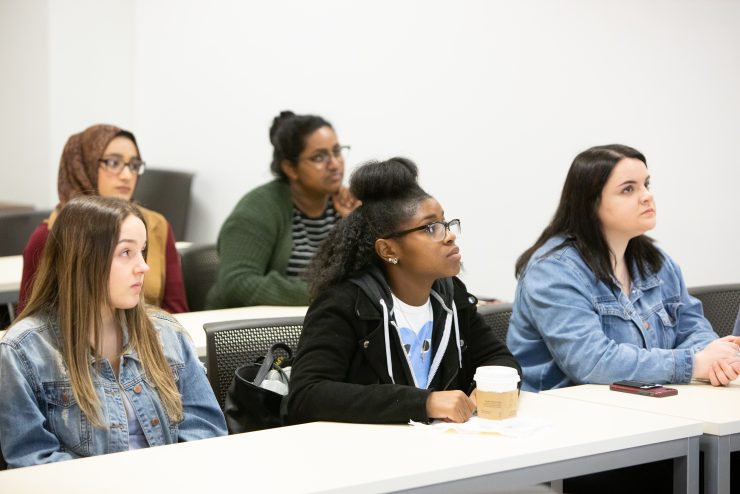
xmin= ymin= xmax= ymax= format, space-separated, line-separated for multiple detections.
xmin=609 ymin=380 xmax=678 ymax=397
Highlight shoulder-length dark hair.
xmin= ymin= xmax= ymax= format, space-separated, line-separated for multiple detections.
xmin=515 ymin=144 xmax=663 ymax=286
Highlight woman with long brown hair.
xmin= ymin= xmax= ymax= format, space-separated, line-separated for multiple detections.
xmin=0 ymin=196 xmax=225 ymax=468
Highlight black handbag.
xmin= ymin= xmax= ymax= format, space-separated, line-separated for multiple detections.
xmin=224 ymin=343 xmax=293 ymax=434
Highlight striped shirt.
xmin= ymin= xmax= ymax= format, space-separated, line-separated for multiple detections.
xmin=286 ymin=200 xmax=341 ymax=278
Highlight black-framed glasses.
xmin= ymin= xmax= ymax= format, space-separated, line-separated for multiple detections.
xmin=98 ymin=157 xmax=146 ymax=175
xmin=301 ymin=145 xmax=350 ymax=167
xmin=384 ymin=219 xmax=461 ymax=242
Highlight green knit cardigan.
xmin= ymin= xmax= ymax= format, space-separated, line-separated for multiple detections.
xmin=206 ymin=180 xmax=309 ymax=308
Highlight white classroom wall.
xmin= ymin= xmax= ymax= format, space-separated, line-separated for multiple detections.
xmin=2 ymin=0 xmax=739 ymax=299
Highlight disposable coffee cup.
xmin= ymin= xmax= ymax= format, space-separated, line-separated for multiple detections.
xmin=475 ymin=366 xmax=520 ymax=420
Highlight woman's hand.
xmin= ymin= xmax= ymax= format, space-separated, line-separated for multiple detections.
xmin=332 ymin=186 xmax=360 ymax=218
xmin=426 ymin=390 xmax=476 ymax=423
xmin=706 ymin=359 xmax=740 ymax=386
xmin=693 ymin=336 xmax=740 ymax=385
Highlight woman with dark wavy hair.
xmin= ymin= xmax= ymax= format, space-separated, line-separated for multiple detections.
xmin=508 ymin=144 xmax=740 ymax=392
xmin=287 ymin=158 xmax=519 ymax=424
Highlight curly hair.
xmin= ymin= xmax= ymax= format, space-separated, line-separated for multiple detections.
xmin=306 ymin=157 xmax=430 ymax=299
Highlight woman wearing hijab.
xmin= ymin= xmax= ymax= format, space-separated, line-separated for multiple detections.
xmin=19 ymin=124 xmax=189 ymax=314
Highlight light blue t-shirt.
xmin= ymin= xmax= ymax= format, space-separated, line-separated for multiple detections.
xmin=392 ymin=294 xmax=433 ymax=389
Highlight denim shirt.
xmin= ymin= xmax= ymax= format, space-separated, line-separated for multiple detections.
xmin=0 ymin=311 xmax=227 ymax=468
xmin=507 ymin=236 xmax=718 ymax=392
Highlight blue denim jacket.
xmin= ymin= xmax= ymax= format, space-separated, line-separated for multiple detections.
xmin=0 ymin=311 xmax=227 ymax=468
xmin=507 ymin=235 xmax=718 ymax=392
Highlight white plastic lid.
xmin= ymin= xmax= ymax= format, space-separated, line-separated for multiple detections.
xmin=475 ymin=365 xmax=520 ymax=382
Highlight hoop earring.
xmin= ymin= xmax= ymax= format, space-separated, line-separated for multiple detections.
xmin=387 ymin=257 xmax=398 ymax=265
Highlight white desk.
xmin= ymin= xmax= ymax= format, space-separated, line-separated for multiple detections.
xmin=543 ymin=383 xmax=740 ymax=494
xmin=0 ymin=255 xmax=22 ymax=306
xmin=0 ymin=392 xmax=702 ymax=493
xmin=173 ymin=306 xmax=308 ymax=358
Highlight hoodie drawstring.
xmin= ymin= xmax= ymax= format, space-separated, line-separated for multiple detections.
xmin=451 ymin=300 xmax=462 ymax=368
xmin=379 ymin=298 xmax=395 ymax=384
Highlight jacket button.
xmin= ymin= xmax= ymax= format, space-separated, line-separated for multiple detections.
xmin=468 ymin=296 xmax=476 ymax=304
xmin=643 ymin=321 xmax=650 ymax=330
xmin=151 ymin=417 xmax=160 ymax=427
xmin=133 ymin=384 xmax=143 ymax=394
xmin=459 ymin=339 xmax=465 ymax=347
xmin=363 ymin=340 xmax=369 ymax=349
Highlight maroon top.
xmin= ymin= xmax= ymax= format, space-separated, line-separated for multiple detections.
xmin=19 ymin=222 xmax=189 ymax=314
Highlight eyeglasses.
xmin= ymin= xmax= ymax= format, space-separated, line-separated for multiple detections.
xmin=384 ymin=219 xmax=461 ymax=242
xmin=98 ymin=157 xmax=147 ymax=175
xmin=300 ymin=145 xmax=350 ymax=167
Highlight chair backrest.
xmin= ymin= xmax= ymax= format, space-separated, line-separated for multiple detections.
xmin=180 ymin=244 xmax=219 ymax=312
xmin=0 ymin=209 xmax=52 ymax=256
xmin=133 ymin=168 xmax=194 ymax=240
xmin=204 ymin=317 xmax=304 ymax=409
xmin=688 ymin=283 xmax=740 ymax=337
xmin=477 ymin=302 xmax=514 ymax=343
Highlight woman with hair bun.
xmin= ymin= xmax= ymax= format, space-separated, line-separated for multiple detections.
xmin=287 ymin=158 xmax=520 ymax=424
xmin=207 ymin=111 xmax=357 ymax=308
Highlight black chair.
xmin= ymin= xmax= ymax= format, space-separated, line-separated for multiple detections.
xmin=204 ymin=317 xmax=304 ymax=409
xmin=477 ymin=302 xmax=514 ymax=343
xmin=180 ymin=244 xmax=219 ymax=312
xmin=0 ymin=209 xmax=52 ymax=256
xmin=133 ymin=168 xmax=194 ymax=240
xmin=688 ymin=283 xmax=740 ymax=337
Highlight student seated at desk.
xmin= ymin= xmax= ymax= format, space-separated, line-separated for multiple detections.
xmin=507 ymin=144 xmax=740 ymax=391
xmin=19 ymin=124 xmax=188 ymax=314
xmin=288 ymin=158 xmax=520 ymax=424
xmin=206 ymin=110 xmax=357 ymax=309
xmin=0 ymin=197 xmax=226 ymax=468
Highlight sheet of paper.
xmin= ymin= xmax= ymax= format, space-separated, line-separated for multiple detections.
xmin=409 ymin=416 xmax=550 ymax=437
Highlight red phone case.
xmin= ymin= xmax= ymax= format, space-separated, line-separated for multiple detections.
xmin=609 ymin=383 xmax=678 ymax=397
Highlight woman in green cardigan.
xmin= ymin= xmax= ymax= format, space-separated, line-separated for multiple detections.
xmin=207 ymin=111 xmax=357 ymax=308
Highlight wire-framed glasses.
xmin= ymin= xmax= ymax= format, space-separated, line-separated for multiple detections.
xmin=384 ymin=219 xmax=461 ymax=242
xmin=301 ymin=145 xmax=350 ymax=167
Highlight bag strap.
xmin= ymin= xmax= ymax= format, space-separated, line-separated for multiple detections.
xmin=253 ymin=343 xmax=293 ymax=385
